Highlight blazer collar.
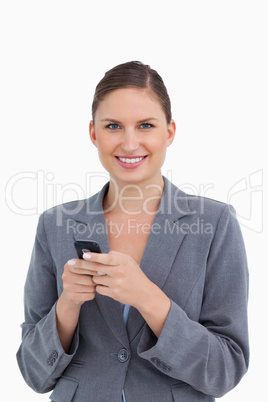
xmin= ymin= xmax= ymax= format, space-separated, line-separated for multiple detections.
xmin=71 ymin=176 xmax=193 ymax=345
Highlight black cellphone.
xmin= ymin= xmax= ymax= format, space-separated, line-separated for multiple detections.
xmin=74 ymin=240 xmax=102 ymax=259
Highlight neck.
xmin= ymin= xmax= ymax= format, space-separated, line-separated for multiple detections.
xmin=103 ymin=175 xmax=165 ymax=216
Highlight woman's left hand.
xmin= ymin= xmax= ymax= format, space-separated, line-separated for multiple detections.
xmin=83 ymin=250 xmax=152 ymax=308
xmin=83 ymin=250 xmax=171 ymax=337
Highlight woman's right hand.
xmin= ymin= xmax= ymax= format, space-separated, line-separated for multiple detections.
xmin=61 ymin=258 xmax=97 ymax=306
xmin=56 ymin=258 xmax=97 ymax=352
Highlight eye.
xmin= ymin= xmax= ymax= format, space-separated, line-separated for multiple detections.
xmin=140 ymin=123 xmax=153 ymax=129
xmin=106 ymin=123 xmax=120 ymax=130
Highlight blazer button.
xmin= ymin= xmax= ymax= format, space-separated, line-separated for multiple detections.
xmin=117 ymin=348 xmax=129 ymax=363
xmin=151 ymin=357 xmax=172 ymax=372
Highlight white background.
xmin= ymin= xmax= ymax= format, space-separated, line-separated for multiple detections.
xmin=1 ymin=0 xmax=267 ymax=400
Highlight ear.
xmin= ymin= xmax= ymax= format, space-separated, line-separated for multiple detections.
xmin=89 ymin=120 xmax=98 ymax=147
xmin=166 ymin=119 xmax=176 ymax=147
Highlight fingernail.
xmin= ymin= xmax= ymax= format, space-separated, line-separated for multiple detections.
xmin=68 ymin=259 xmax=76 ymax=265
xmin=98 ymin=272 xmax=106 ymax=276
xmin=83 ymin=253 xmax=91 ymax=260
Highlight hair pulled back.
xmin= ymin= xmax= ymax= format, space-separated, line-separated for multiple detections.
xmin=92 ymin=61 xmax=172 ymax=124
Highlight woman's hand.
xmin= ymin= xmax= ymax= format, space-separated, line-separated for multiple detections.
xmin=61 ymin=258 xmax=97 ymax=306
xmin=82 ymin=250 xmax=151 ymax=308
xmin=83 ymin=250 xmax=171 ymax=338
xmin=56 ymin=258 xmax=98 ymax=353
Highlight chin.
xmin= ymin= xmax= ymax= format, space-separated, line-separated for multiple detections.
xmin=111 ymin=169 xmax=163 ymax=186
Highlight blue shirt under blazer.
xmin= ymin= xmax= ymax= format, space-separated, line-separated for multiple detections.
xmin=17 ymin=177 xmax=249 ymax=401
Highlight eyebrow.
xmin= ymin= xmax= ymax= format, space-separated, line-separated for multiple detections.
xmin=100 ymin=118 xmax=159 ymax=124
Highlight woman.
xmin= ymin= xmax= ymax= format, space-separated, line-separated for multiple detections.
xmin=17 ymin=61 xmax=249 ymax=401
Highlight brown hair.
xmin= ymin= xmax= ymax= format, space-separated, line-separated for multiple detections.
xmin=91 ymin=61 xmax=172 ymax=124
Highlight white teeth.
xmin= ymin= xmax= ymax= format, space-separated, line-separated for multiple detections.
xmin=118 ymin=157 xmax=144 ymax=163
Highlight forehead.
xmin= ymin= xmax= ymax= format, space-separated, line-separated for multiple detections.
xmin=95 ymin=87 xmax=165 ymax=121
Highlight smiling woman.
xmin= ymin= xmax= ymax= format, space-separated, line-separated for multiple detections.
xmin=16 ymin=61 xmax=249 ymax=402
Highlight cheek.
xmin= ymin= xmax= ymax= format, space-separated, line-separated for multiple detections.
xmin=149 ymin=132 xmax=169 ymax=151
xmin=96 ymin=136 xmax=113 ymax=152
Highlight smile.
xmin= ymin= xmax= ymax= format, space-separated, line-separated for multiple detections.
xmin=117 ymin=156 xmax=145 ymax=164
xmin=115 ymin=155 xmax=148 ymax=169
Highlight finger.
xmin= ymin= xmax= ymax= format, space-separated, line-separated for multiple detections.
xmin=63 ymin=270 xmax=96 ymax=287
xmin=95 ymin=284 xmax=112 ymax=298
xmin=67 ymin=259 xmax=100 ymax=276
xmin=64 ymin=290 xmax=96 ymax=304
xmin=63 ymin=282 xmax=96 ymax=295
xmin=73 ymin=275 xmax=96 ymax=287
xmin=83 ymin=251 xmax=120 ymax=267
xmin=92 ymin=275 xmax=110 ymax=286
xmin=66 ymin=255 xmax=118 ymax=276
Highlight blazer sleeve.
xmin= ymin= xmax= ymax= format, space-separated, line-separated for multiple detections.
xmin=137 ymin=205 xmax=249 ymax=398
xmin=16 ymin=213 xmax=79 ymax=393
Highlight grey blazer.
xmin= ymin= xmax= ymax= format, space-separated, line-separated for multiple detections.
xmin=17 ymin=177 xmax=249 ymax=401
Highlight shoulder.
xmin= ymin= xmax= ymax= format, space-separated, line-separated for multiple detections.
xmin=187 ymin=193 xmax=232 ymax=218
xmin=42 ymin=198 xmax=88 ymax=217
xmin=39 ymin=184 xmax=107 ymax=226
xmin=40 ymin=198 xmax=88 ymax=223
xmin=184 ymin=192 xmax=243 ymax=244
xmin=34 ymin=199 xmax=88 ymax=243
xmin=186 ymin=192 xmax=240 ymax=236
xmin=163 ymin=176 xmax=232 ymax=223
xmin=37 ymin=189 xmax=102 ymax=237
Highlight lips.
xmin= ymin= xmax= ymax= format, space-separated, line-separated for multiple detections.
xmin=115 ymin=155 xmax=148 ymax=169
xmin=117 ymin=156 xmax=145 ymax=164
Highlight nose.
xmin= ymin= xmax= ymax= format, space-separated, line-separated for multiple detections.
xmin=121 ymin=128 xmax=139 ymax=153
